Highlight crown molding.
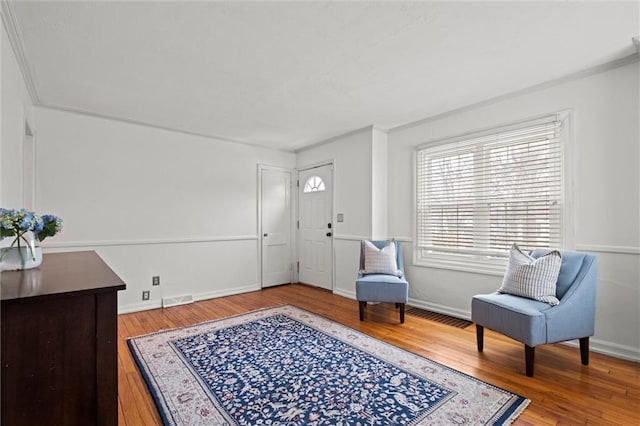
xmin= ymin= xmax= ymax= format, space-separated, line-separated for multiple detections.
xmin=36 ymin=103 xmax=296 ymax=153
xmin=294 ymin=125 xmax=373 ymax=153
xmin=293 ymin=124 xmax=394 ymax=153
xmin=1 ymin=0 xmax=39 ymax=103
xmin=391 ymin=52 xmax=640 ymax=134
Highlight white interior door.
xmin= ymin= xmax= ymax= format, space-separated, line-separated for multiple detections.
xmin=260 ymin=167 xmax=292 ymax=288
xmin=298 ymin=164 xmax=333 ymax=290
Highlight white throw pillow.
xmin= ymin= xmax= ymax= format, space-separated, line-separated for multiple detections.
xmin=361 ymin=240 xmax=402 ymax=277
xmin=498 ymin=243 xmax=562 ymax=306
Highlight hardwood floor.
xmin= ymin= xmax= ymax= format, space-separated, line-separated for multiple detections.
xmin=118 ymin=284 xmax=639 ymax=425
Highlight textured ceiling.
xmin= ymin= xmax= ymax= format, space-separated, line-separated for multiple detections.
xmin=6 ymin=1 xmax=639 ymax=151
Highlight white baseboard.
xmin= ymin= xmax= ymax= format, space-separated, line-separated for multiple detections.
xmin=117 ymin=284 xmax=261 ymax=315
xmin=194 ymin=284 xmax=261 ymax=302
xmin=562 ymin=338 xmax=640 ymax=363
xmin=333 ymin=287 xmax=356 ymax=300
xmin=118 ymin=300 xmax=163 ymax=314
xmin=407 ymin=298 xmax=472 ymax=321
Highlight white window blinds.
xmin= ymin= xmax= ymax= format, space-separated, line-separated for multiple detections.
xmin=416 ymin=115 xmax=564 ymax=264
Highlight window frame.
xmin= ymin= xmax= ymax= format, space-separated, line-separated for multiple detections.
xmin=303 ymin=175 xmax=326 ymax=193
xmin=413 ymin=112 xmax=574 ymax=275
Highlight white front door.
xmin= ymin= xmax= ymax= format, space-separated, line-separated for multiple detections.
xmin=260 ymin=167 xmax=292 ymax=288
xmin=298 ymin=164 xmax=333 ymax=290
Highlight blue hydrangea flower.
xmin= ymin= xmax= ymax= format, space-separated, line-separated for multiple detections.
xmin=0 ymin=208 xmax=63 ymax=258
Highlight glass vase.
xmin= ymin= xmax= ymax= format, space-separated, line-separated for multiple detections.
xmin=0 ymin=231 xmax=43 ymax=271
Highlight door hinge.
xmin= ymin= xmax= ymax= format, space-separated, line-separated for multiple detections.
xmin=296 ymin=179 xmax=300 ymax=187
xmin=297 ymin=261 xmax=300 ymax=273
xmin=297 ymin=220 xmax=299 ymax=229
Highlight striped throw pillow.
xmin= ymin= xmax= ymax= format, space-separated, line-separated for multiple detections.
xmin=361 ymin=240 xmax=402 ymax=277
xmin=498 ymin=243 xmax=562 ymax=305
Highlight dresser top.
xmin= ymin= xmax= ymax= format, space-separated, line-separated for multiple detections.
xmin=1 ymin=251 xmax=126 ymax=302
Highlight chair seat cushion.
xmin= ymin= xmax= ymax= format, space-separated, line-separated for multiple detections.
xmin=472 ymin=292 xmax=553 ymax=347
xmin=356 ymin=275 xmax=408 ymax=303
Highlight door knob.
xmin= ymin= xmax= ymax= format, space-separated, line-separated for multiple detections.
xmin=326 ymin=232 xmax=332 ymax=237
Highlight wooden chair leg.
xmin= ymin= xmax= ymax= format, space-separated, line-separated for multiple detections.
xmin=525 ymin=345 xmax=535 ymax=377
xmin=395 ymin=303 xmax=400 ymax=308
xmin=580 ymin=337 xmax=590 ymax=365
xmin=399 ymin=303 xmax=405 ymax=323
xmin=476 ymin=325 xmax=484 ymax=352
xmin=359 ymin=301 xmax=366 ymax=321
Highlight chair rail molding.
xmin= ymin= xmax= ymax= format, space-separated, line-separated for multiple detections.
xmin=333 ymin=235 xmax=371 ymax=242
xmin=574 ymin=244 xmax=640 ymax=255
xmin=333 ymin=235 xmax=413 ymax=242
xmin=44 ymin=235 xmax=259 ymax=249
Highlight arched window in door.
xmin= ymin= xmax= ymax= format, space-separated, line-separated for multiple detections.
xmin=303 ymin=176 xmax=326 ymax=193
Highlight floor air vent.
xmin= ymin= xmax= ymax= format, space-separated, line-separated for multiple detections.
xmin=162 ymin=294 xmax=194 ymax=308
xmin=405 ymin=307 xmax=472 ymax=329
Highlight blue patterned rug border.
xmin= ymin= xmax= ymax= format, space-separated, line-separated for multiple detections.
xmin=128 ymin=338 xmax=174 ymax=426
xmin=128 ymin=305 xmax=530 ymax=425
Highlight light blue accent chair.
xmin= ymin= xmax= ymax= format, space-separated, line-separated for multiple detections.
xmin=356 ymin=240 xmax=409 ymax=323
xmin=471 ymin=249 xmax=597 ymax=377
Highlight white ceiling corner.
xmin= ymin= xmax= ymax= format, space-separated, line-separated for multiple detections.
xmin=5 ymin=1 xmax=640 ymax=151
xmin=2 ymin=0 xmax=39 ymax=103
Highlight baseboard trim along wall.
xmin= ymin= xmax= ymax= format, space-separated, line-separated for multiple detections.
xmin=333 ymin=288 xmax=639 ymax=362
xmin=332 ymin=288 xmax=356 ymax=300
xmin=561 ymin=338 xmax=640 ymax=363
xmin=193 ymin=284 xmax=262 ymax=304
xmin=118 ymin=283 xmax=261 ymax=315
xmin=407 ymin=297 xmax=472 ymax=321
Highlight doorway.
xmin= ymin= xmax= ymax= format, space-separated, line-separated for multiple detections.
xmin=298 ymin=163 xmax=333 ymax=290
xmin=259 ymin=166 xmax=293 ymax=288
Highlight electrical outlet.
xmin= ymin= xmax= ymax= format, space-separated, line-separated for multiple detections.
xmin=142 ymin=290 xmax=150 ymax=301
xmin=152 ymin=276 xmax=160 ymax=286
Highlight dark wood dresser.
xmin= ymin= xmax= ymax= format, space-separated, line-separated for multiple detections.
xmin=1 ymin=251 xmax=126 ymax=426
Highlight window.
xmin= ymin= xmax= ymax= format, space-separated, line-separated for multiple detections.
xmin=415 ymin=115 xmax=566 ymax=274
xmin=303 ymin=176 xmax=325 ymax=193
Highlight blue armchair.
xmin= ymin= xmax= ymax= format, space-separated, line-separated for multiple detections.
xmin=356 ymin=240 xmax=409 ymax=323
xmin=471 ymin=249 xmax=597 ymax=376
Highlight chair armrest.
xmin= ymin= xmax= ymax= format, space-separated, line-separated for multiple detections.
xmin=544 ymin=255 xmax=597 ymax=343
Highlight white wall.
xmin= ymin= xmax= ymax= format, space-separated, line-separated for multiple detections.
xmin=297 ymin=127 xmax=374 ymax=239
xmin=35 ymin=107 xmax=295 ymax=312
xmin=371 ymin=128 xmax=388 ymax=240
xmin=1 ymin=16 xmax=34 ymax=207
xmin=387 ymin=60 xmax=640 ymax=360
xmin=296 ymin=127 xmax=377 ymax=294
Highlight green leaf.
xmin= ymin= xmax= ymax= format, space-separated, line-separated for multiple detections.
xmin=1 ymin=229 xmax=16 ymax=238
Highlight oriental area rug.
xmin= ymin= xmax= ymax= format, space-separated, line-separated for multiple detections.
xmin=128 ymin=305 xmax=529 ymax=425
